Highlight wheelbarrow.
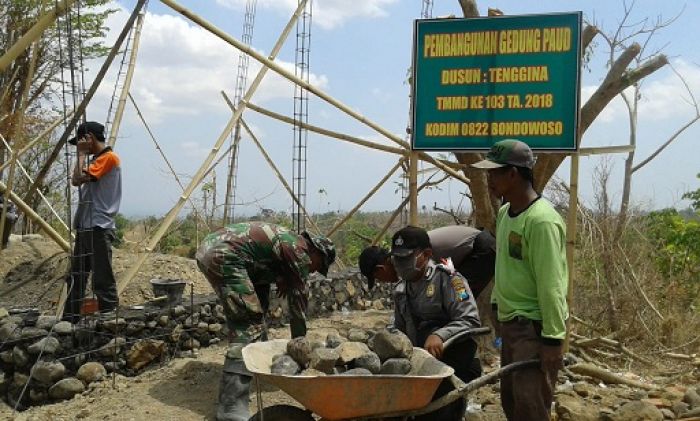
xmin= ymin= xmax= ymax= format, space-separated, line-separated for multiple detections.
xmin=242 ymin=328 xmax=540 ymax=421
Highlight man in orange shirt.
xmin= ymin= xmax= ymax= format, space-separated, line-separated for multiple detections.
xmin=63 ymin=122 xmax=122 ymax=322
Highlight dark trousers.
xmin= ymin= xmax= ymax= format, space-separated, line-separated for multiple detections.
xmin=415 ymin=338 xmax=481 ymax=421
xmin=500 ymin=318 xmax=559 ymax=421
xmin=254 ymin=284 xmax=307 ymax=338
xmin=63 ymin=228 xmax=119 ymax=322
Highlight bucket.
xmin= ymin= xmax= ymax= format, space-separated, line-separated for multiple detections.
xmin=149 ymin=279 xmax=187 ymax=307
xmin=80 ymin=297 xmax=99 ymax=315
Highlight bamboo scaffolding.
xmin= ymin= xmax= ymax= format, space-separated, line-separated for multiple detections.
xmin=244 ymin=102 xmax=406 ymax=156
xmin=326 ymin=158 xmax=405 ymax=237
xmin=0 ymin=135 xmax=70 ymax=235
xmin=161 ymin=0 xmax=470 ymax=187
xmin=0 ymin=111 xmax=75 ymax=174
xmin=0 ymin=0 xmax=76 ymax=72
xmin=0 ymin=181 xmax=70 ymax=252
xmin=117 ymin=0 xmax=308 ymax=295
xmin=108 ymin=11 xmax=146 ymax=147
xmin=220 ymin=92 xmax=320 ymax=235
xmin=243 ymin=101 xmax=466 ymax=176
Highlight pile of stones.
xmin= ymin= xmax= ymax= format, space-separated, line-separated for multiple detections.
xmin=270 ymin=329 xmax=415 ymax=376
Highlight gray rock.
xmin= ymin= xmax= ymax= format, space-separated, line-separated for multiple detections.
xmin=184 ymin=314 xmax=199 ymax=328
xmin=126 ymin=321 xmax=146 ymax=335
xmin=0 ymin=350 xmax=13 ymax=364
xmin=353 ymin=352 xmax=381 ymax=374
xmin=13 ymin=346 xmax=29 ymax=366
xmin=337 ymin=342 xmax=371 ymax=365
xmin=287 ymin=337 xmax=313 ymax=367
xmin=29 ymin=388 xmax=48 ymax=404
xmin=1 ymin=315 xmax=22 ymax=326
xmin=13 ymin=372 xmax=29 ymax=388
xmin=158 ymin=315 xmax=169 ymax=326
xmin=53 ymin=321 xmax=73 ymax=335
xmin=326 ymin=333 xmax=345 ymax=348
xmin=671 ymin=401 xmax=689 ymax=417
xmin=683 ymin=388 xmax=700 ymax=409
xmin=102 ymin=318 xmax=127 ymax=333
xmin=380 ymin=358 xmax=411 ymax=375
xmin=183 ymin=338 xmax=200 ymax=350
xmin=300 ymin=368 xmax=327 ymax=376
xmin=348 ymin=328 xmax=369 ymax=343
xmin=28 ymin=336 xmax=60 ymax=355
xmin=200 ymin=304 xmax=212 ymax=317
xmin=49 ymin=377 xmax=85 ymax=400
xmin=309 ymin=348 xmax=339 ymax=374
xmin=0 ymin=308 xmax=8 ymax=320
xmin=342 ymin=368 xmax=373 ymax=376
xmin=21 ymin=327 xmax=49 ymax=340
xmin=172 ymin=305 xmax=187 ymax=317
xmin=612 ymin=401 xmax=663 ymax=421
xmin=77 ymin=362 xmax=107 ymax=384
xmin=35 ymin=316 xmax=59 ymax=331
xmin=214 ymin=305 xmax=226 ymax=321
xmin=196 ymin=322 xmax=209 ymax=333
xmin=271 ymin=355 xmax=300 ymax=375
xmin=660 ymin=408 xmax=675 ymax=419
xmin=370 ymin=329 xmax=413 ymax=361
xmin=97 ymin=337 xmax=126 ymax=357
xmin=555 ymin=394 xmax=598 ymax=420
xmin=208 ymin=323 xmax=222 ymax=333
xmin=146 ymin=321 xmax=157 ymax=329
xmin=31 ymin=360 xmax=66 ymax=384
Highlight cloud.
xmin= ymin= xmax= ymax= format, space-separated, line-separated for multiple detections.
xmin=91 ymin=5 xmax=329 ymax=124
xmin=636 ymin=59 xmax=700 ymax=121
xmin=215 ymin=0 xmax=398 ymax=30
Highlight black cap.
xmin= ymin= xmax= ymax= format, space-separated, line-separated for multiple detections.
xmin=358 ymin=246 xmax=390 ymax=290
xmin=69 ymin=121 xmax=106 ymax=145
xmin=391 ymin=226 xmax=431 ymax=258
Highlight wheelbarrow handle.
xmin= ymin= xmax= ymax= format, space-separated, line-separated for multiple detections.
xmin=442 ymin=327 xmax=492 ymax=351
xmin=364 ymin=359 xmax=540 ymax=420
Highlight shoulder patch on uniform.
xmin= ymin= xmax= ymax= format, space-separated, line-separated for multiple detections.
xmin=425 ymin=283 xmax=435 ymax=298
xmin=450 ymin=276 xmax=469 ymax=302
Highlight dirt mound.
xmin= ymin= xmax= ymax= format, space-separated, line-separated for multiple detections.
xmin=0 ymin=235 xmax=212 ymax=311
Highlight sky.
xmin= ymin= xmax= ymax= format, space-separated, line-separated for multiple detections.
xmin=71 ymin=0 xmax=700 ymax=218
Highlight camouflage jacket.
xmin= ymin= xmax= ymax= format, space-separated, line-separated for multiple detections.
xmin=197 ymin=222 xmax=312 ymax=293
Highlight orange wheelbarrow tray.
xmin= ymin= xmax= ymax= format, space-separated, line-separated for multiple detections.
xmin=242 ymin=339 xmax=454 ymax=420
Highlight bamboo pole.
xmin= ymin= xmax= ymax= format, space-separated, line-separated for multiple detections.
xmin=326 ymin=158 xmax=405 ymax=237
xmin=108 ymin=10 xmax=146 ymax=147
xmin=244 ymin=102 xmax=406 ymax=156
xmin=408 ymin=152 xmax=419 ymax=226
xmin=0 ymin=0 xmax=76 ymax=72
xmin=117 ymin=0 xmax=308 ymax=295
xmin=220 ymin=91 xmax=320 ymax=235
xmin=0 ymin=110 xmax=75 ymax=174
xmin=0 ymin=135 xmax=70 ymax=235
xmin=564 ymin=152 xmax=579 ymax=352
xmin=128 ymin=92 xmax=210 ymax=232
xmin=0 ymin=180 xmax=70 ymax=251
xmin=244 ymin=101 xmax=466 ymax=175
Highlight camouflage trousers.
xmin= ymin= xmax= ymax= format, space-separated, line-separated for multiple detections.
xmin=196 ymin=250 xmax=307 ymax=342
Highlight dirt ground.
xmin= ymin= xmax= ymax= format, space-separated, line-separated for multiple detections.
xmin=0 ymin=235 xmax=212 ymax=311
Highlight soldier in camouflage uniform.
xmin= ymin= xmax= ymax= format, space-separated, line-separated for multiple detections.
xmin=196 ymin=222 xmax=335 ymax=421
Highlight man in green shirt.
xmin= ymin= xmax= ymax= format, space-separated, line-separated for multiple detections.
xmin=472 ymin=139 xmax=568 ymax=421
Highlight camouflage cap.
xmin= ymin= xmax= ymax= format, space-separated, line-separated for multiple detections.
xmin=471 ymin=139 xmax=535 ymax=170
xmin=302 ymin=232 xmax=336 ymax=276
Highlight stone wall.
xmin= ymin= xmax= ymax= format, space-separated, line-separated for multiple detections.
xmin=0 ymin=269 xmax=393 ymax=409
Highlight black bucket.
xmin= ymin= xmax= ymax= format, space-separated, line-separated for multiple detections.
xmin=149 ymin=279 xmax=187 ymax=307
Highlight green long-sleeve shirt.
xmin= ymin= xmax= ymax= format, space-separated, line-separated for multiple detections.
xmin=493 ymin=198 xmax=569 ymax=340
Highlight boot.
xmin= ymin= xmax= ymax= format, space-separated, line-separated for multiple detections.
xmin=217 ymin=345 xmax=251 ymax=421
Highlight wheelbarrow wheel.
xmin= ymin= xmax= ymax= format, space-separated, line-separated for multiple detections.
xmin=249 ymin=405 xmax=314 ymax=421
